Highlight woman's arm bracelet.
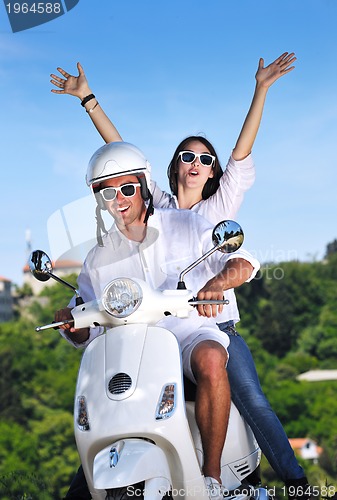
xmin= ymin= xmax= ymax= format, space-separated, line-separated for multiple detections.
xmin=81 ymin=93 xmax=95 ymax=106
xmin=86 ymin=101 xmax=99 ymax=114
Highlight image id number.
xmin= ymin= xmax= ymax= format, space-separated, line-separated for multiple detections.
xmin=282 ymin=485 xmax=336 ymax=497
xmin=6 ymin=2 xmax=62 ymax=14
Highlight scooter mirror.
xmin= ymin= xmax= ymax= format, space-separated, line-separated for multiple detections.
xmin=177 ymin=220 xmax=244 ymax=289
xmin=28 ymin=250 xmax=53 ymax=282
xmin=212 ymin=220 xmax=244 ymax=253
xmin=28 ymin=249 xmax=83 ymax=303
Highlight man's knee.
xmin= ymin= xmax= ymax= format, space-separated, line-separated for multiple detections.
xmin=191 ymin=341 xmax=228 ymax=381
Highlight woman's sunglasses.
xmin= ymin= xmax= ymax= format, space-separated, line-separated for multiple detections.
xmin=100 ymin=183 xmax=141 ymax=201
xmin=178 ymin=150 xmax=215 ymax=167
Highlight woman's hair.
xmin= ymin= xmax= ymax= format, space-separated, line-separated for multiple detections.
xmin=167 ymin=136 xmax=223 ymax=199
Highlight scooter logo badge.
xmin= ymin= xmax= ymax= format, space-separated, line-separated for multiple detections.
xmin=109 ymin=447 xmax=119 ymax=468
xmin=109 ymin=441 xmax=125 ymax=468
xmin=3 ymin=0 xmax=80 ymax=33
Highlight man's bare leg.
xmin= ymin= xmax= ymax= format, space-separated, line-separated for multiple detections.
xmin=191 ymin=340 xmax=230 ymax=482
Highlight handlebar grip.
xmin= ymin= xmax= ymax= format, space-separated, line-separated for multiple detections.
xmin=188 ymin=297 xmax=229 ymax=306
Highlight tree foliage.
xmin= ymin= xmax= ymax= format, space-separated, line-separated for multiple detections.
xmin=0 ymin=276 xmax=81 ymax=498
xmin=236 ymin=257 xmax=337 ymax=482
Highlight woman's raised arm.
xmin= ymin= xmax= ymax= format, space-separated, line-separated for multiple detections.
xmin=232 ymin=51 xmax=296 ymax=161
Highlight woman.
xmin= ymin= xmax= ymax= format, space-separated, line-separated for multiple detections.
xmin=51 ymin=53 xmax=311 ymax=497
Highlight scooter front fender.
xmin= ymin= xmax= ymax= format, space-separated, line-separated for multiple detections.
xmin=93 ymin=438 xmax=171 ymax=493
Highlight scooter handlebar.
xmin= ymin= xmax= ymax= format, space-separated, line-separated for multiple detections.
xmin=35 ymin=319 xmax=74 ymax=332
xmin=34 ymin=289 xmax=229 ymax=333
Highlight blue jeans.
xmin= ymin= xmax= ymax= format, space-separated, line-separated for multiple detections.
xmin=219 ymin=321 xmax=305 ymax=482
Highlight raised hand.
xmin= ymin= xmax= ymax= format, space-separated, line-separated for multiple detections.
xmin=50 ymin=61 xmax=122 ymax=142
xmin=256 ymin=52 xmax=296 ymax=89
xmin=50 ymin=62 xmax=91 ymax=99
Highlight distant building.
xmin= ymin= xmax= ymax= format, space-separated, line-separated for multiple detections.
xmin=289 ymin=438 xmax=323 ymax=464
xmin=0 ymin=276 xmax=14 ymax=322
xmin=23 ymin=259 xmax=82 ymax=295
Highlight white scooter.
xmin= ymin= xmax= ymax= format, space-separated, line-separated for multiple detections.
xmin=30 ymin=220 xmax=267 ymax=500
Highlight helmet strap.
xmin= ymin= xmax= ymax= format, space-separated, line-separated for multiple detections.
xmin=95 ymin=205 xmax=108 ymax=247
xmin=143 ymin=191 xmax=154 ymax=224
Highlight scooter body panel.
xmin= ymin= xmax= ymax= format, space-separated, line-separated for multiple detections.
xmin=93 ymin=439 xmax=171 ymax=491
xmin=74 ymin=324 xmax=209 ymax=498
xmin=186 ymin=402 xmax=260 ymax=489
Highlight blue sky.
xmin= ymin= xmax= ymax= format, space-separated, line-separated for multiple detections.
xmin=1 ymin=0 xmax=337 ymax=285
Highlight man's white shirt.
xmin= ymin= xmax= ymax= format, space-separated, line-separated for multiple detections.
xmin=65 ymin=208 xmax=260 ymax=348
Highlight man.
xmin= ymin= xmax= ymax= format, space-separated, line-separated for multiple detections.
xmin=56 ymin=141 xmax=260 ymax=499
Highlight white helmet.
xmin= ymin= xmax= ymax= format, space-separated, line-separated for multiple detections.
xmin=86 ymin=141 xmax=151 ymax=198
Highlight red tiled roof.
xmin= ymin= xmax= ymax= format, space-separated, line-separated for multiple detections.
xmin=23 ymin=260 xmax=82 ymax=273
xmin=289 ymin=438 xmax=310 ymax=448
xmin=289 ymin=438 xmax=323 ymax=455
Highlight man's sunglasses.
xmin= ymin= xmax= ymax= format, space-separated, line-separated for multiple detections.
xmin=100 ymin=183 xmax=141 ymax=201
xmin=178 ymin=151 xmax=215 ymax=167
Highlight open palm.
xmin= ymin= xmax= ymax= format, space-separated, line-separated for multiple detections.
xmin=256 ymin=52 xmax=296 ymax=88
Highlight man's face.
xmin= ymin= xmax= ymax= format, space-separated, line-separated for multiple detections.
xmin=100 ymin=174 xmax=146 ymax=229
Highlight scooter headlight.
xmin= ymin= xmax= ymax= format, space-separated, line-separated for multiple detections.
xmin=102 ymin=278 xmax=143 ymax=318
